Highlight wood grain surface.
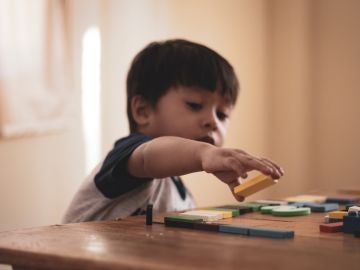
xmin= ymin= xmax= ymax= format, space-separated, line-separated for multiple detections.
xmin=0 ymin=212 xmax=359 ymax=270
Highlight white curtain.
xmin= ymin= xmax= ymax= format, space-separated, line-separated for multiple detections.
xmin=0 ymin=0 xmax=72 ymax=138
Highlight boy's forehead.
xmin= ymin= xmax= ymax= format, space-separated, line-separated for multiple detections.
xmin=171 ymin=86 xmax=233 ymax=104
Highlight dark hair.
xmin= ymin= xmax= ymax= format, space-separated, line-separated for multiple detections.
xmin=126 ymin=39 xmax=239 ymax=133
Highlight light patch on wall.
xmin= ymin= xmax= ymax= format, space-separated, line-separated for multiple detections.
xmin=81 ymin=26 xmax=102 ymax=175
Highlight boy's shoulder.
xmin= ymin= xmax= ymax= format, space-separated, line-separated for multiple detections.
xmin=114 ymin=133 xmax=153 ymax=148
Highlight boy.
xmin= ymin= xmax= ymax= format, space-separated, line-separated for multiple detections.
xmin=62 ymin=39 xmax=284 ymax=223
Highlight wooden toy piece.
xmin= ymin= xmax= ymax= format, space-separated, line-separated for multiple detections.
xmin=343 ymin=215 xmax=360 ymax=234
xmin=219 ymin=224 xmax=250 ymax=235
xmin=202 ymin=209 xmax=233 ymax=218
xmin=205 ymin=207 xmax=240 ymax=217
xmin=193 ymin=223 xmax=220 ymax=231
xmin=248 ymin=227 xmax=294 ymax=239
xmin=328 ymin=211 xmax=348 ymax=219
xmin=219 ymin=205 xmax=253 ymax=215
xmin=164 ymin=215 xmax=204 ymax=223
xmin=255 ymin=199 xmax=288 ymax=206
xmin=164 ymin=219 xmax=220 ymax=231
xmin=325 ymin=194 xmax=360 ymax=205
xmin=146 ymin=204 xmax=153 ymax=225
xmin=233 ymin=174 xmax=277 ymax=197
xmin=319 ymin=222 xmax=343 ymax=233
xmin=237 ymin=202 xmax=264 ymax=212
xmin=260 ymin=205 xmax=282 ymax=214
xmin=271 ymin=206 xmax=311 ymax=217
xmin=290 ymin=202 xmax=339 ymax=212
xmin=179 ymin=210 xmax=223 ymax=221
xmin=285 ymin=194 xmax=327 ymax=204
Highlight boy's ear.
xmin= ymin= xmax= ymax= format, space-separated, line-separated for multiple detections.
xmin=131 ymin=95 xmax=153 ymax=127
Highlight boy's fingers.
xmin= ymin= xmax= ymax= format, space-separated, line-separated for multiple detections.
xmin=260 ymin=158 xmax=284 ymax=177
xmin=225 ymin=158 xmax=247 ymax=178
xmin=235 ymin=152 xmax=273 ymax=176
xmin=227 ymin=179 xmax=245 ymax=202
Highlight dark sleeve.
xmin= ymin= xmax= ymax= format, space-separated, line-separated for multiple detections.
xmin=94 ymin=133 xmax=153 ymax=198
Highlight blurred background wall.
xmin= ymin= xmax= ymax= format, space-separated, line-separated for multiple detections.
xmin=0 ymin=0 xmax=359 ymax=234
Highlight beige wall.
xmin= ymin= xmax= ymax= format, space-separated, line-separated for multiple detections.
xmin=0 ymin=0 xmax=359 ymax=234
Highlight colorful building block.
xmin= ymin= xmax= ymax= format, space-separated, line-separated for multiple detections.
xmin=202 ymin=209 xmax=233 ymax=218
xmin=255 ymin=199 xmax=288 ymax=205
xmin=179 ymin=210 xmax=223 ymax=221
xmin=219 ymin=205 xmax=254 ymax=215
xmin=237 ymin=202 xmax=266 ymax=212
xmin=290 ymin=202 xmax=339 ymax=212
xmin=285 ymin=194 xmax=327 ymax=203
xmin=328 ymin=211 xmax=347 ymax=219
xmin=319 ymin=222 xmax=343 ymax=233
xmin=343 ymin=215 xmax=360 ymax=234
xmin=205 ymin=207 xmax=240 ymax=217
xmin=219 ymin=224 xmax=250 ymax=235
xmin=325 ymin=195 xmax=360 ymax=205
xmin=248 ymin=227 xmax=294 ymax=239
xmin=233 ymin=174 xmax=277 ymax=197
xmin=271 ymin=206 xmax=311 ymax=216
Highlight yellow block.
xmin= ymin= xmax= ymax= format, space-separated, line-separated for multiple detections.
xmin=233 ymin=174 xmax=277 ymax=197
xmin=328 ymin=211 xmax=347 ymax=219
xmin=203 ymin=209 xmax=232 ymax=219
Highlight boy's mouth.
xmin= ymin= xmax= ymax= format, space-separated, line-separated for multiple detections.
xmin=197 ymin=136 xmax=215 ymax=145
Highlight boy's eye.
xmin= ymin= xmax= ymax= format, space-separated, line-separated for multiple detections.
xmin=186 ymin=102 xmax=203 ymax=111
xmin=216 ymin=111 xmax=228 ymax=121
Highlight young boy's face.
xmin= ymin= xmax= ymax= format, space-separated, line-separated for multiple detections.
xmin=145 ymin=86 xmax=234 ymax=147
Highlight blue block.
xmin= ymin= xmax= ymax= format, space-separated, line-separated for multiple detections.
xmin=343 ymin=215 xmax=360 ymax=234
xmin=219 ymin=224 xmax=249 ymax=235
xmin=290 ymin=202 xmax=339 ymax=212
xmin=326 ymin=197 xmax=357 ymax=204
xmin=249 ymin=227 xmax=294 ymax=239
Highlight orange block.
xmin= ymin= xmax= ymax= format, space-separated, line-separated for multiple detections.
xmin=234 ymin=174 xmax=277 ymax=197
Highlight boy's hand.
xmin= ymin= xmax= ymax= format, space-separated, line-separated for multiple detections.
xmin=200 ymin=146 xmax=284 ymax=201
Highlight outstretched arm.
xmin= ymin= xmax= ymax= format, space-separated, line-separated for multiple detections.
xmin=127 ymin=136 xmax=284 ymax=200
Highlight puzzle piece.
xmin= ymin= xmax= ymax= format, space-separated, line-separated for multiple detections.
xmin=219 ymin=205 xmax=253 ymax=215
xmin=319 ymin=222 xmax=343 ymax=233
xmin=328 ymin=211 xmax=347 ymax=219
xmin=219 ymin=224 xmax=294 ymax=238
xmin=237 ymin=202 xmax=266 ymax=212
xmin=233 ymin=174 xmax=277 ymax=197
xmin=205 ymin=207 xmax=240 ymax=217
xmin=248 ymin=227 xmax=294 ymax=239
xmin=255 ymin=199 xmax=288 ymax=205
xmin=202 ymin=209 xmax=233 ymax=218
xmin=179 ymin=210 xmax=223 ymax=221
xmin=325 ymin=195 xmax=360 ymax=205
xmin=290 ymin=202 xmax=339 ymax=212
xmin=343 ymin=215 xmax=360 ymax=234
xmin=271 ymin=206 xmax=311 ymax=216
xmin=219 ymin=224 xmax=249 ymax=235
xmin=260 ymin=205 xmax=282 ymax=214
xmin=285 ymin=194 xmax=327 ymax=203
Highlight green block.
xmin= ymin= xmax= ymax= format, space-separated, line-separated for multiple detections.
xmin=260 ymin=205 xmax=282 ymax=214
xmin=272 ymin=206 xmax=311 ymax=216
xmin=164 ymin=215 xmax=204 ymax=223
xmin=238 ymin=202 xmax=264 ymax=211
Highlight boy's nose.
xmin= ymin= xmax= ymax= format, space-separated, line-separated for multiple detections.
xmin=202 ymin=114 xmax=218 ymax=131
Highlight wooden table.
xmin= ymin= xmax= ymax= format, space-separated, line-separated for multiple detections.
xmin=0 ymin=211 xmax=359 ymax=270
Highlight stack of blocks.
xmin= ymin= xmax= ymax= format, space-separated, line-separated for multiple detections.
xmin=320 ymin=205 xmax=360 ymax=236
xmin=343 ymin=206 xmax=360 ymax=235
